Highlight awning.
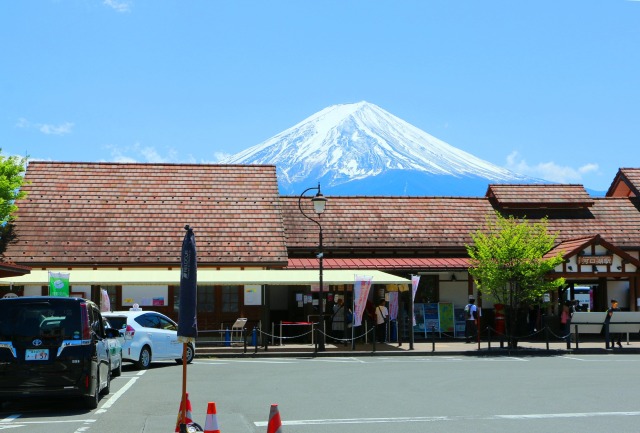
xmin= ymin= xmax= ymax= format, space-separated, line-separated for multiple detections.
xmin=0 ymin=268 xmax=409 ymax=286
xmin=0 ymin=262 xmax=31 ymax=279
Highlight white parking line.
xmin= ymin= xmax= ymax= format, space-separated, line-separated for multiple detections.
xmin=95 ymin=373 xmax=143 ymax=414
xmin=254 ymin=411 xmax=640 ymax=427
xmin=0 ymin=419 xmax=95 ymax=425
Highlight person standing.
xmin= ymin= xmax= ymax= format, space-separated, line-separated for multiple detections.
xmin=375 ymin=298 xmax=389 ymax=343
xmin=331 ymin=298 xmax=346 ymax=343
xmin=560 ymin=302 xmax=571 ymax=341
xmin=465 ymin=296 xmax=478 ymax=343
xmin=604 ymin=298 xmax=622 ymax=349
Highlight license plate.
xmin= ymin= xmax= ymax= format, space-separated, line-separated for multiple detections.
xmin=25 ymin=348 xmax=49 ymax=361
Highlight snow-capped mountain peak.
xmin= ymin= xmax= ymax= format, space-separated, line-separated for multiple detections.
xmin=223 ymin=101 xmax=535 ymax=195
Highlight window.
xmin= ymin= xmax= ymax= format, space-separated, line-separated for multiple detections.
xmin=197 ymin=286 xmax=215 ymax=313
xmin=221 ymin=286 xmax=239 ymax=313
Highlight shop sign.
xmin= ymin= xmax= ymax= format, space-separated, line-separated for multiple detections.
xmin=577 ymin=255 xmax=613 ymax=265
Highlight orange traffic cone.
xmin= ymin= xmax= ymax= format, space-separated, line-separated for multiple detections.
xmin=175 ymin=393 xmax=194 ymax=432
xmin=203 ymin=402 xmax=221 ymax=433
xmin=267 ymin=404 xmax=282 ymax=433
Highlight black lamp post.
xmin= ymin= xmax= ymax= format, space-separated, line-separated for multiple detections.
xmin=298 ymin=182 xmax=328 ymax=352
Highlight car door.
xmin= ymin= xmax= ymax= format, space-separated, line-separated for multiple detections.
xmin=137 ymin=313 xmax=176 ymax=360
xmin=89 ymin=306 xmax=110 ymax=390
xmin=155 ymin=315 xmax=182 ymax=358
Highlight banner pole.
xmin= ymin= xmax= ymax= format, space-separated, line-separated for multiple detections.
xmin=180 ymin=343 xmax=187 ymax=432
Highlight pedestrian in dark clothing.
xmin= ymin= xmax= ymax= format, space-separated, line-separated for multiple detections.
xmin=604 ymin=299 xmax=622 ymax=349
xmin=465 ymin=296 xmax=478 ymax=343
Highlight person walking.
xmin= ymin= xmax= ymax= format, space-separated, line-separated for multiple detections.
xmin=465 ymin=296 xmax=478 ymax=343
xmin=604 ymin=298 xmax=622 ymax=349
xmin=375 ymin=298 xmax=389 ymax=343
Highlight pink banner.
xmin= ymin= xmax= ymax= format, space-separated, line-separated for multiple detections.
xmin=353 ymin=275 xmax=373 ymax=327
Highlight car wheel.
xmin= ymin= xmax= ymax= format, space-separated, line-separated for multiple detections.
xmin=113 ymin=358 xmax=122 ymax=377
xmin=84 ymin=373 xmax=99 ymax=409
xmin=175 ymin=344 xmax=195 ymax=364
xmin=136 ymin=345 xmax=151 ymax=369
xmin=101 ymin=369 xmax=111 ymax=396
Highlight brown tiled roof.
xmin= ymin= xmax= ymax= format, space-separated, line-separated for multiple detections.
xmin=6 ymin=162 xmax=288 ymax=267
xmin=543 ymin=236 xmax=596 ymax=259
xmin=606 ymin=168 xmax=640 ymax=197
xmin=562 ymin=198 xmax=640 ymax=247
xmin=486 ymin=184 xmax=593 ymax=209
xmin=282 ymin=194 xmax=640 ymax=254
xmin=282 ymin=196 xmax=494 ymax=254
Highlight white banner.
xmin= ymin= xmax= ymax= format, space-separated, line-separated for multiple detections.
xmin=353 ymin=275 xmax=373 ymax=327
xmin=411 ymin=275 xmax=420 ymax=326
xmin=389 ymin=292 xmax=399 ymax=321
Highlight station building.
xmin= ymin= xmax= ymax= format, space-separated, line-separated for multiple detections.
xmin=1 ymin=162 xmax=639 ymax=335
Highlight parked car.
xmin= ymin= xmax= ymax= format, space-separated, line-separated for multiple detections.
xmin=0 ymin=296 xmax=117 ymax=409
xmin=103 ymin=317 xmax=123 ymax=377
xmin=103 ymin=309 xmax=195 ymax=369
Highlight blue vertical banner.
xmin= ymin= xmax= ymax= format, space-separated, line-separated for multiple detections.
xmin=178 ymin=225 xmax=198 ymax=342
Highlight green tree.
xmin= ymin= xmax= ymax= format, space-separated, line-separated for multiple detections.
xmin=0 ymin=152 xmax=27 ymax=254
xmin=466 ymin=212 xmax=565 ymax=348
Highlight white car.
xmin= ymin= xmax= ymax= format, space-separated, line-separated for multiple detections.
xmin=103 ymin=309 xmax=195 ymax=369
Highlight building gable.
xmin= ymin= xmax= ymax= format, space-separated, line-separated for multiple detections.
xmin=606 ymin=168 xmax=640 ymax=198
xmin=547 ymin=235 xmax=640 ymax=275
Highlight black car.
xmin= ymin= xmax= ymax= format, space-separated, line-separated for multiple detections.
xmin=0 ymin=297 xmax=117 ymax=409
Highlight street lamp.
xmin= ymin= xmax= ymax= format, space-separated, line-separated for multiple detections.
xmin=298 ymin=183 xmax=328 ymax=352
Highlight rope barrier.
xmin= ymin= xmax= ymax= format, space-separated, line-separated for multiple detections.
xmin=240 ymin=322 xmax=583 ymax=353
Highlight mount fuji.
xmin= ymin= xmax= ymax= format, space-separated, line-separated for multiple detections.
xmin=223 ymin=101 xmax=543 ymax=196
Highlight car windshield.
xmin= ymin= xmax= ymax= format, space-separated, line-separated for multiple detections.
xmin=0 ymin=301 xmax=81 ymax=341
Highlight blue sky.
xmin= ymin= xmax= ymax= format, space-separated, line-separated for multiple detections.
xmin=2 ymin=1 xmax=639 ymax=192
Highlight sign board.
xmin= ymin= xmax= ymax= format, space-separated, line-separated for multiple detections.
xmin=438 ymin=302 xmax=454 ymax=333
xmin=608 ymin=312 xmax=640 ymax=333
xmin=570 ymin=312 xmax=606 ymax=334
xmin=232 ymin=318 xmax=248 ymax=330
xmin=577 ymin=255 xmax=613 ymax=265
xmin=244 ymin=285 xmax=262 ymax=306
xmin=571 ymin=312 xmax=640 ymax=333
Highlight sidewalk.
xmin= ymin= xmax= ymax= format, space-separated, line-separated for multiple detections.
xmin=194 ymin=337 xmax=640 ymax=358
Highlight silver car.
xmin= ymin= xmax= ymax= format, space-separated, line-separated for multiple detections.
xmin=103 ymin=318 xmax=123 ymax=377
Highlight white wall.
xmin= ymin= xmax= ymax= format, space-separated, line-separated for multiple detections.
xmin=122 ymin=285 xmax=168 ymax=306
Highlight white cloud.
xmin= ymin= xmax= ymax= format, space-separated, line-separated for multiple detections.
xmin=103 ymin=0 xmax=131 ymax=13
xmin=506 ymin=151 xmax=599 ymax=184
xmin=105 ymin=143 xmax=224 ymax=165
xmin=39 ymin=122 xmax=74 ymax=135
xmin=106 ymin=143 xmax=184 ymax=163
xmin=16 ymin=118 xmax=74 ymax=135
xmin=214 ymin=151 xmax=232 ymax=162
